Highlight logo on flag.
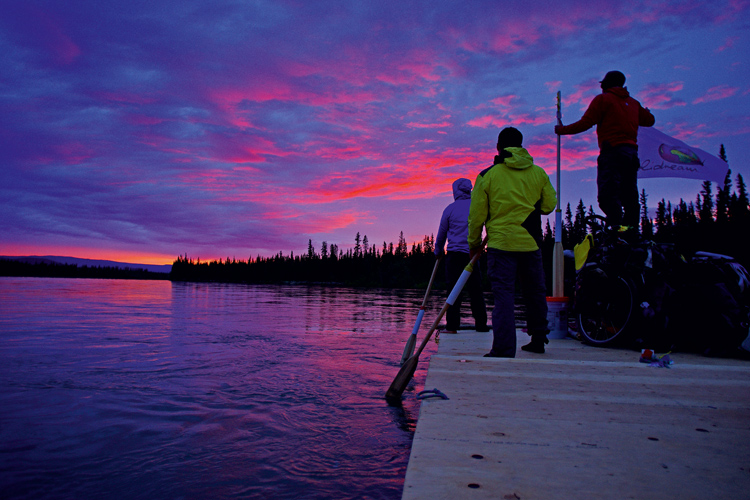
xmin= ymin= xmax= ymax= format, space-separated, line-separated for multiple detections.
xmin=637 ymin=127 xmax=728 ymax=183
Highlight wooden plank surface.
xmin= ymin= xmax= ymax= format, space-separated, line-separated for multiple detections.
xmin=401 ymin=330 xmax=750 ymax=500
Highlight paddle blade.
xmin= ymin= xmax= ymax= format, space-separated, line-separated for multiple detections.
xmin=400 ymin=333 xmax=417 ymax=366
xmin=385 ymin=355 xmax=419 ymax=400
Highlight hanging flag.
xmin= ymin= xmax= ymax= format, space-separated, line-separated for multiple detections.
xmin=637 ymin=127 xmax=728 ymax=183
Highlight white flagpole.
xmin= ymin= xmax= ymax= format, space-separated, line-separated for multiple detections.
xmin=552 ymin=91 xmax=564 ymax=298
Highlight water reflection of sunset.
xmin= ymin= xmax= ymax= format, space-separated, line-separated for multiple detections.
xmin=3 ymin=278 xmax=443 ymax=498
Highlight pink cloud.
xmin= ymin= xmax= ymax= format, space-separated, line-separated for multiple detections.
xmin=714 ymin=0 xmax=750 ymax=24
xmin=692 ymin=85 xmax=739 ymax=104
xmin=640 ymin=81 xmax=687 ymax=109
xmin=90 ymin=91 xmax=157 ymax=106
xmin=208 ymin=81 xmax=379 ymax=130
xmin=662 ymin=121 xmax=711 ymax=144
xmin=467 ymin=113 xmax=549 ymax=129
xmin=33 ymin=142 xmax=96 ymax=165
xmin=564 ymin=79 xmax=600 ymax=111
xmin=203 ymin=133 xmax=292 ymax=164
xmin=35 ymin=9 xmax=81 ymax=66
xmin=490 ymin=95 xmax=518 ymax=108
xmin=532 ymin=136 xmax=597 ymax=174
xmin=545 ymin=81 xmax=563 ymax=93
xmin=406 ymin=121 xmax=451 ymax=129
xmin=237 ymin=204 xmax=367 ymax=236
xmin=380 ymin=50 xmax=447 ymax=85
xmin=716 ymin=36 xmax=740 ymax=52
xmin=125 ymin=114 xmax=165 ymax=126
xmin=459 ymin=24 xmax=541 ymax=55
xmin=467 ymin=115 xmax=512 ymax=129
xmin=289 ymin=148 xmax=486 ymax=206
xmin=608 ymin=5 xmax=661 ymax=29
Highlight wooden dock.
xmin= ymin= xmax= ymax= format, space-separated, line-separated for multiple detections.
xmin=401 ymin=329 xmax=750 ymax=499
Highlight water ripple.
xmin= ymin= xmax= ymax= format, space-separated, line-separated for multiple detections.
xmin=0 ymin=278 xmax=456 ymax=499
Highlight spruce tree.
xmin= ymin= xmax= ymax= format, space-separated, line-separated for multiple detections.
xmin=655 ymin=198 xmax=668 ymax=235
xmin=544 ymin=219 xmax=553 ymax=245
xmin=687 ymin=201 xmax=698 ymax=226
xmin=698 ymin=181 xmax=713 ymax=224
xmin=666 ymin=201 xmax=673 ymax=229
xmin=716 ymin=169 xmax=732 ymax=225
xmin=307 ymin=239 xmax=315 ymax=260
xmin=563 ymin=203 xmax=573 ymax=247
xmin=640 ymin=189 xmax=653 ymax=236
xmin=396 ymin=231 xmax=407 ymax=256
xmin=730 ymin=173 xmax=749 ymax=222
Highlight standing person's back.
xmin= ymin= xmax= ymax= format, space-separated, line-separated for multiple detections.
xmin=469 ymin=127 xmax=557 ymax=357
xmin=435 ymin=178 xmax=488 ymax=333
xmin=472 ymin=147 xmax=553 ymax=253
xmin=556 ymin=70 xmax=655 ymax=232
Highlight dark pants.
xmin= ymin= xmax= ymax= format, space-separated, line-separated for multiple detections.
xmin=445 ymin=251 xmax=487 ymax=330
xmin=597 ymin=144 xmax=640 ymax=228
xmin=486 ymin=248 xmax=548 ymax=357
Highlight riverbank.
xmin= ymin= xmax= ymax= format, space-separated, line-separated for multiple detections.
xmin=401 ymin=329 xmax=750 ymax=499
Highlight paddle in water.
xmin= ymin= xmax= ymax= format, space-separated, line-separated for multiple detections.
xmin=399 ymin=255 xmax=442 ymax=366
xmin=386 ymin=237 xmax=487 ymax=400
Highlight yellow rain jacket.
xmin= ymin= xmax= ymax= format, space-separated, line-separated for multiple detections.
xmin=468 ymin=147 xmax=557 ymax=252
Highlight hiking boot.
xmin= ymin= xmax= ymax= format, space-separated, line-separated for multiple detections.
xmin=475 ymin=324 xmax=490 ymax=332
xmin=521 ymin=336 xmax=549 ymax=354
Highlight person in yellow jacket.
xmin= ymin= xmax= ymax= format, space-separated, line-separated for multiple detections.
xmin=468 ymin=127 xmax=557 ymax=357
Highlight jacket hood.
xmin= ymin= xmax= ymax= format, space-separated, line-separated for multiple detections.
xmin=501 ymin=147 xmax=534 ymax=170
xmin=604 ymin=87 xmax=630 ymax=99
xmin=452 ymin=178 xmax=472 ymax=200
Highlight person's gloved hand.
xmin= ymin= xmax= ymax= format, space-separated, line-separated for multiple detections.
xmin=469 ymin=246 xmax=483 ymax=261
xmin=554 ymin=124 xmax=563 ymax=135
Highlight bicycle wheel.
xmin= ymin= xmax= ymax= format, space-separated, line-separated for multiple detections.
xmin=577 ymin=270 xmax=635 ymax=346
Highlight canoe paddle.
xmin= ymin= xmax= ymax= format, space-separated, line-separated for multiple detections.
xmin=386 ymin=237 xmax=487 ymax=400
xmin=399 ymin=255 xmax=442 ymax=366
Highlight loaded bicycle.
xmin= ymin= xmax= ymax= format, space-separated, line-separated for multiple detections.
xmin=573 ymin=215 xmax=750 ymax=355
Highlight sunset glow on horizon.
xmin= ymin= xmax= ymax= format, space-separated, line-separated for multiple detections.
xmin=2 ymin=1 xmax=748 ymax=264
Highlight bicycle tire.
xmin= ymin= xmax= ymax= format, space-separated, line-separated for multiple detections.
xmin=577 ymin=271 xmax=635 ymax=346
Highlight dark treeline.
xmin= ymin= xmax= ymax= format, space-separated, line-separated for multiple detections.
xmin=0 ymin=259 xmax=169 ymax=280
xmin=170 ymin=232 xmax=446 ymax=288
xmin=173 ymin=163 xmax=750 ymax=288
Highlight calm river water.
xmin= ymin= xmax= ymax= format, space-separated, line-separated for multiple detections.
xmin=0 ymin=277 xmax=455 ymax=500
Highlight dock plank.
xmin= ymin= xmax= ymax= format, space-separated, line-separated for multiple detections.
xmin=401 ymin=331 xmax=750 ymax=500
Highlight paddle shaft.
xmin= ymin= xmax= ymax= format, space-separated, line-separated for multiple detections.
xmin=400 ymin=256 xmax=442 ymax=365
xmin=385 ymin=238 xmax=487 ymax=400
xmin=411 ymin=240 xmax=486 ymax=360
xmin=421 ymin=255 xmax=442 ymax=308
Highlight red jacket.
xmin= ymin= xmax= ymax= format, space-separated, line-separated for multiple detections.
xmin=558 ymin=87 xmax=655 ymax=149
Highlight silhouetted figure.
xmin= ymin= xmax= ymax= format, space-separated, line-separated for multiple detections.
xmin=435 ymin=178 xmax=488 ymax=333
xmin=556 ymin=70 xmax=655 ymax=232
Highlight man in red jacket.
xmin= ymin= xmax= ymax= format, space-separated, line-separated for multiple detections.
xmin=555 ymin=71 xmax=655 ymax=232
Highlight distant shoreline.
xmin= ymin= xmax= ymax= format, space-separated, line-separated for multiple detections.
xmin=0 ymin=257 xmax=170 ymax=281
xmin=0 ymin=255 xmax=171 ymax=274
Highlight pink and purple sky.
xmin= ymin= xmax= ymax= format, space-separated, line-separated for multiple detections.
xmin=2 ymin=1 xmax=749 ymax=265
